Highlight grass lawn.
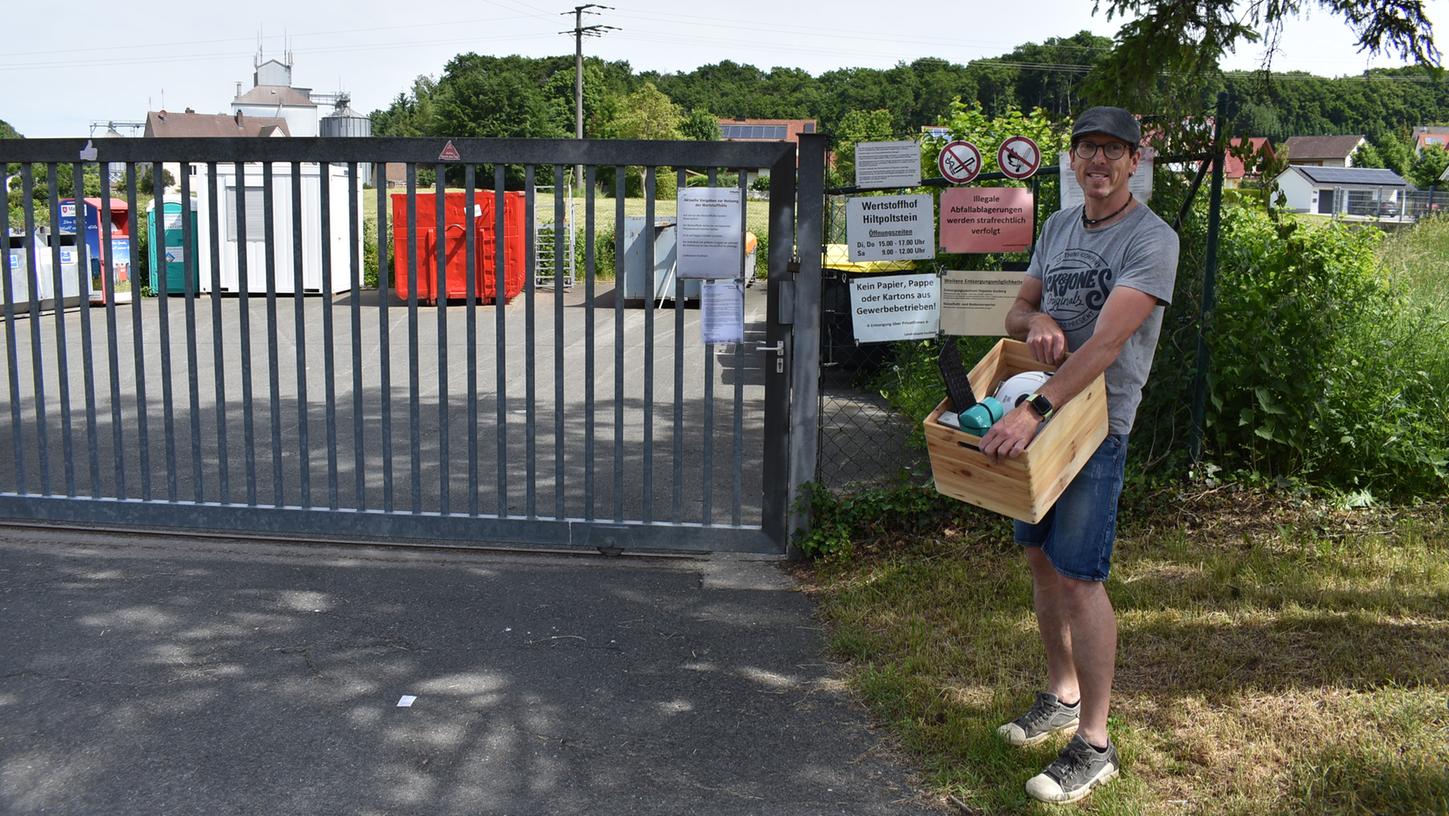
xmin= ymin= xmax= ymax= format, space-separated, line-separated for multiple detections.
xmin=799 ymin=486 xmax=1449 ymax=814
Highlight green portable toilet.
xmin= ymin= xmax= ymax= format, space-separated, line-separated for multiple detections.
xmin=147 ymin=197 xmax=197 ymax=294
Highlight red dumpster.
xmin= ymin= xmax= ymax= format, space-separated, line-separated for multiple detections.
xmin=391 ymin=191 xmax=527 ymax=304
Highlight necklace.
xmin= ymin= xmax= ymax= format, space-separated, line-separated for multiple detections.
xmin=1081 ymin=197 xmax=1133 ymax=228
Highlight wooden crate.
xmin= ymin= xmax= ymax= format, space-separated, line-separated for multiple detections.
xmin=924 ymin=338 xmax=1109 ymax=523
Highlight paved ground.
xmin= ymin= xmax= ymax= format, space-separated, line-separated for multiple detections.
xmin=0 ymin=528 xmax=944 ymax=816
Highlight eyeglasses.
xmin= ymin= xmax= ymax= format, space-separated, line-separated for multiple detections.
xmin=1073 ymin=141 xmax=1133 ymax=161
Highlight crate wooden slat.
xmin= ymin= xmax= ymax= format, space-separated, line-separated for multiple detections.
xmin=924 ymin=338 xmax=1109 ymax=523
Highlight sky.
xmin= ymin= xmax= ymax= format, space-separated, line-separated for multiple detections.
xmin=2 ymin=0 xmax=1443 ymax=138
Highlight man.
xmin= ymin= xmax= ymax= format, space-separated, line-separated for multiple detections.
xmin=979 ymin=106 xmax=1179 ymax=804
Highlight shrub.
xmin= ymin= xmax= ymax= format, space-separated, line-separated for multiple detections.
xmin=1204 ymin=209 xmax=1449 ymax=499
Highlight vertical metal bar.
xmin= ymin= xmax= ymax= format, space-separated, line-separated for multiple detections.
xmin=732 ymin=170 xmax=746 ymax=525
xmin=290 ymin=161 xmax=310 ymax=507
xmin=583 ymin=166 xmax=596 ymax=520
xmin=377 ymin=166 xmax=394 ymax=512
xmin=642 ymin=167 xmax=656 ymax=523
xmin=613 ymin=168 xmax=625 ymax=523
xmin=207 ymin=162 xmax=229 ymax=504
xmin=406 ymin=166 xmax=421 ymax=513
xmin=464 ymin=166 xmax=478 ymax=515
xmin=0 ymin=166 xmax=24 ymax=493
xmin=524 ymin=165 xmax=537 ymax=518
xmin=235 ymin=162 xmax=257 ymax=506
xmin=263 ymin=163 xmax=283 ymax=506
xmin=434 ymin=165 xmax=449 ymax=515
xmin=1191 ymin=92 xmax=1230 ymax=465
xmin=23 ymin=166 xmax=52 ymax=494
xmin=180 ymin=164 xmax=203 ymax=503
xmin=45 ymin=164 xmax=75 ymax=496
xmin=123 ymin=164 xmax=150 ymax=499
xmin=72 ymin=165 xmax=100 ymax=498
xmin=152 ymin=161 xmax=178 ymax=502
xmin=553 ymin=165 xmax=566 ymax=520
xmin=321 ymin=162 xmax=339 ymax=510
xmin=494 ymin=165 xmax=508 ymax=516
xmin=673 ymin=167 xmax=686 ymax=522
xmin=99 ymin=177 xmax=124 ymax=498
xmin=702 ymin=167 xmax=716 ymax=525
xmin=349 ymin=163 xmax=365 ymax=510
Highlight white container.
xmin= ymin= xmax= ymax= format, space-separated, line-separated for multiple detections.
xmin=189 ymin=162 xmax=361 ymax=295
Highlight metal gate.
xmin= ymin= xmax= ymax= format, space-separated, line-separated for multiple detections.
xmin=0 ymin=136 xmax=827 ymax=555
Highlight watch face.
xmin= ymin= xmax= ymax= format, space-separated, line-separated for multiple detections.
xmin=1030 ymin=394 xmax=1053 ymax=416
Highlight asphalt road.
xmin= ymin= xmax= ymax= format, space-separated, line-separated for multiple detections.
xmin=0 ymin=528 xmax=943 ymax=816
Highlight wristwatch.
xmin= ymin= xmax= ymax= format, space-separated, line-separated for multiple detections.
xmin=1025 ymin=392 xmax=1054 ymax=421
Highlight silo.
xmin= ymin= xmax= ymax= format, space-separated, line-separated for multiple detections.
xmin=321 ymin=100 xmax=373 ymax=187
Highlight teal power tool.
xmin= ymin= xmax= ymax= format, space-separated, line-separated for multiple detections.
xmin=938 ymin=342 xmax=1006 ymax=436
xmin=958 ymin=396 xmax=1005 ymax=436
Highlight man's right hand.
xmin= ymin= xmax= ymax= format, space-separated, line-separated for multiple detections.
xmin=1026 ymin=312 xmax=1068 ymax=365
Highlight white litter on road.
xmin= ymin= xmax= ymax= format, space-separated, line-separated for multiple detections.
xmin=397 ymin=695 xmax=417 ymax=707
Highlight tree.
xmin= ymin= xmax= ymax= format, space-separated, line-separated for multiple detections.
xmin=1409 ymin=144 xmax=1449 ymax=189
xmin=1085 ymin=0 xmax=1440 ymax=140
xmin=0 ymin=119 xmax=20 ymax=140
xmin=680 ymin=109 xmax=720 ymax=142
xmin=370 ymin=75 xmax=438 ymax=137
xmin=828 ymin=109 xmax=894 ymax=188
xmin=606 ymin=83 xmax=683 ymax=197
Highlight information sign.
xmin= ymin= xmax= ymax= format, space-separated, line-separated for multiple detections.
xmin=845 ymin=194 xmax=934 ymax=262
xmin=855 ymin=141 xmax=922 ymax=189
xmin=940 ymin=270 xmax=1025 ymax=336
xmin=849 ymin=273 xmax=941 ymax=343
xmin=939 ymin=187 xmax=1033 ymax=253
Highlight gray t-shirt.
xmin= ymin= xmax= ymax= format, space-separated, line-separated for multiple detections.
xmin=1026 ymin=203 xmax=1179 ymax=435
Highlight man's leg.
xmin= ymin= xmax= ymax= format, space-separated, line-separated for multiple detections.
xmin=1025 ymin=546 xmax=1079 ymax=705
xmin=1056 ymin=577 xmax=1116 ymax=748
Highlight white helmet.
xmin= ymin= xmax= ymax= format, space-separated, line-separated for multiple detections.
xmin=995 ymin=370 xmax=1052 ymax=409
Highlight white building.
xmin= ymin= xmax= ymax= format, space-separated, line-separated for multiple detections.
xmin=232 ymin=56 xmax=320 ymax=138
xmin=1274 ymin=165 xmax=1410 ymax=216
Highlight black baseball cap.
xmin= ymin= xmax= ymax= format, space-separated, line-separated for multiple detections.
xmin=1071 ymin=107 xmax=1141 ymax=146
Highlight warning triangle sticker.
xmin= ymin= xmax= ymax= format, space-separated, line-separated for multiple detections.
xmin=438 ymin=140 xmax=461 ymax=161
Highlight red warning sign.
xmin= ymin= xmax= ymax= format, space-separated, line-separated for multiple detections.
xmin=938 ymin=140 xmax=982 ymax=185
xmin=997 ymin=136 xmax=1041 ymax=180
xmin=438 ymin=140 xmax=462 ymax=161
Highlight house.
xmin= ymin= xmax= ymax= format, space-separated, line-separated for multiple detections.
xmin=1282 ymin=135 xmax=1366 ymax=168
xmin=1273 ymin=165 xmax=1410 ymax=216
xmin=144 ymin=109 xmax=291 ymax=185
xmin=1224 ymin=137 xmax=1275 ymax=188
xmin=716 ymin=118 xmax=817 ymax=144
xmin=1412 ymin=126 xmax=1449 ymax=156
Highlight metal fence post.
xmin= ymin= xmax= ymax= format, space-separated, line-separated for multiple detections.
xmin=785 ymin=134 xmax=826 ymax=554
xmin=1189 ymin=92 xmax=1229 ymax=465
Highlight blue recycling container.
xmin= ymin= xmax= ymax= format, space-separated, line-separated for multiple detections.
xmin=147 ymin=197 xmax=198 ymax=294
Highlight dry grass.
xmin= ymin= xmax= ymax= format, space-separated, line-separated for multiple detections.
xmin=802 ymin=487 xmax=1449 ymax=814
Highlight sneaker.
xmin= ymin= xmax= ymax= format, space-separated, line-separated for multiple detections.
xmin=1024 ymin=733 xmax=1120 ymax=804
xmin=996 ymin=691 xmax=1080 ymax=747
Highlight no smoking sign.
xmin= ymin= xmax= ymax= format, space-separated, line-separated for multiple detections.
xmin=937 ymin=140 xmax=982 ymax=185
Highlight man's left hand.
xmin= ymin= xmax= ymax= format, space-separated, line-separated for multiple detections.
xmin=979 ymin=405 xmax=1042 ymax=463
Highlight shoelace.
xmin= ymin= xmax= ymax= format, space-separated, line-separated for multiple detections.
xmin=1048 ymin=742 xmax=1095 ymax=783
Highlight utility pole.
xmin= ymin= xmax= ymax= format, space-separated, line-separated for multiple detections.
xmin=560 ymin=4 xmax=617 ymax=196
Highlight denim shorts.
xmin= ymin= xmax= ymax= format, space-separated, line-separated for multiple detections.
xmin=1014 ymin=434 xmax=1128 ymax=582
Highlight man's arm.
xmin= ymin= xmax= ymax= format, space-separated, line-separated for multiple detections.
xmin=980 ymin=284 xmax=1159 ymax=461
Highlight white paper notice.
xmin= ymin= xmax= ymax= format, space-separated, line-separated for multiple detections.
xmin=846 ymin=194 xmax=935 ymax=262
xmin=940 ymin=270 xmax=1025 ymax=336
xmin=1059 ymin=151 xmax=1154 ymax=209
xmin=700 ymin=279 xmax=744 ymax=345
xmin=677 ymin=187 xmax=744 ymax=280
xmin=848 ymin=273 xmax=941 ymax=343
xmin=855 ymin=141 xmax=923 ymax=189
